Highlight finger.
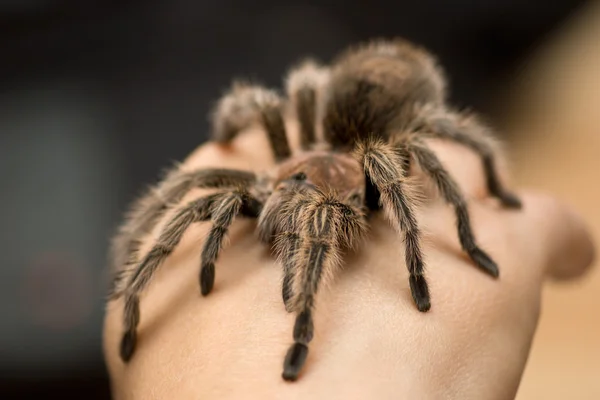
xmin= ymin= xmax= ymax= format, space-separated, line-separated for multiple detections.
xmin=182 ymin=127 xmax=278 ymax=173
xmin=421 ymin=139 xmax=595 ymax=281
xmin=468 ymin=191 xmax=596 ymax=286
xmin=183 ymin=120 xmax=306 ymax=173
xmin=515 ymin=192 xmax=596 ymax=281
xmin=421 ymin=138 xmax=501 ymax=200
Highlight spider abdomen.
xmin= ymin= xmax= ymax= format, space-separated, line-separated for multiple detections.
xmin=323 ymin=39 xmax=447 ymax=149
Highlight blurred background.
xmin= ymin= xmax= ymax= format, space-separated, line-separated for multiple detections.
xmin=0 ymin=0 xmax=597 ymax=399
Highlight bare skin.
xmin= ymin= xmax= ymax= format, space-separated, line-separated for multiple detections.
xmin=103 ymin=125 xmax=594 ymax=400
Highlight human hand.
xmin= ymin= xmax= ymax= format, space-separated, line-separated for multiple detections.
xmin=103 ymin=125 xmax=594 ymax=400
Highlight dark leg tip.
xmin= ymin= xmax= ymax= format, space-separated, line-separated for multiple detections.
xmin=470 ymin=247 xmax=499 ymax=278
xmin=409 ymin=274 xmax=431 ymax=312
xmin=499 ymin=192 xmax=522 ymax=209
xmin=282 ymin=343 xmax=309 ymax=382
xmin=200 ymin=263 xmax=215 ymax=296
xmin=119 ymin=330 xmax=137 ymax=362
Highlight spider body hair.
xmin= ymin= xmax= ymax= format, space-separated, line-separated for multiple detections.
xmin=323 ymin=38 xmax=447 ymax=149
xmin=108 ymin=37 xmax=521 ymax=382
xmin=284 ymin=59 xmax=330 ymax=149
xmin=210 ymin=80 xmax=291 ymax=160
xmin=323 ymin=38 xmax=520 ymax=208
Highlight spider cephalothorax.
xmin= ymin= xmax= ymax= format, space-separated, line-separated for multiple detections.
xmin=108 ymin=37 xmax=521 ymax=381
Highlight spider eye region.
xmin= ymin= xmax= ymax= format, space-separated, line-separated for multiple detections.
xmin=342 ymin=206 xmax=354 ymax=216
xmin=290 ymin=172 xmax=307 ymax=181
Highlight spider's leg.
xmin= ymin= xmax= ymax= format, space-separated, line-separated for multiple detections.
xmin=285 ymin=60 xmax=329 ymax=149
xmin=281 ymin=193 xmax=365 ymax=381
xmin=355 ymin=139 xmax=430 ymax=312
xmin=210 ymin=81 xmax=291 ymax=161
xmin=413 ymin=105 xmax=521 ymax=208
xmin=278 ymin=231 xmax=301 ymax=312
xmin=199 ymin=189 xmax=263 ymax=295
xmin=407 ymin=139 xmax=498 ymax=277
xmin=109 ymin=168 xmax=256 ymax=297
xmin=119 ymin=189 xmax=263 ymax=362
xmin=274 ymin=195 xmax=310 ymax=312
xmin=119 ymin=194 xmax=219 ymax=362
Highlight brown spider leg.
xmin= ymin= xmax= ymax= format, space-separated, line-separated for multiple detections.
xmin=293 ymin=87 xmax=316 ymax=150
xmin=279 ymin=231 xmax=301 ymax=312
xmin=285 ymin=60 xmax=329 ymax=150
xmin=210 ymin=81 xmax=291 ymax=161
xmin=413 ymin=106 xmax=522 ymax=208
xmin=261 ymin=182 xmax=314 ymax=311
xmin=120 ymin=193 xmax=220 ymax=362
xmin=355 ymin=139 xmax=430 ymax=312
xmin=109 ymin=168 xmax=256 ymax=295
xmin=120 ymin=189 xmax=262 ymax=362
xmin=282 ymin=195 xmax=364 ymax=381
xmin=199 ymin=189 xmax=260 ymax=295
xmin=277 ymin=195 xmax=311 ymax=312
xmin=407 ymin=139 xmax=499 ymax=277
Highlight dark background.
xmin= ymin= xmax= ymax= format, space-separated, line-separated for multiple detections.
xmin=0 ymin=0 xmax=588 ymax=398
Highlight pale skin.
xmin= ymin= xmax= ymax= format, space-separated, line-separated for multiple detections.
xmin=103 ymin=124 xmax=595 ymax=400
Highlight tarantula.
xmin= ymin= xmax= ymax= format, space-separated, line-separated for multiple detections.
xmin=108 ymin=38 xmax=521 ymax=382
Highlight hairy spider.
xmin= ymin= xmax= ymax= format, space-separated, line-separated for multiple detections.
xmin=108 ymin=37 xmax=521 ymax=382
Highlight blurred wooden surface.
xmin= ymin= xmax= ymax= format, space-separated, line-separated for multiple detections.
xmin=506 ymin=3 xmax=600 ymax=399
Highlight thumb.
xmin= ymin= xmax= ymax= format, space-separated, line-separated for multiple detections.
xmin=518 ymin=192 xmax=595 ymax=281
